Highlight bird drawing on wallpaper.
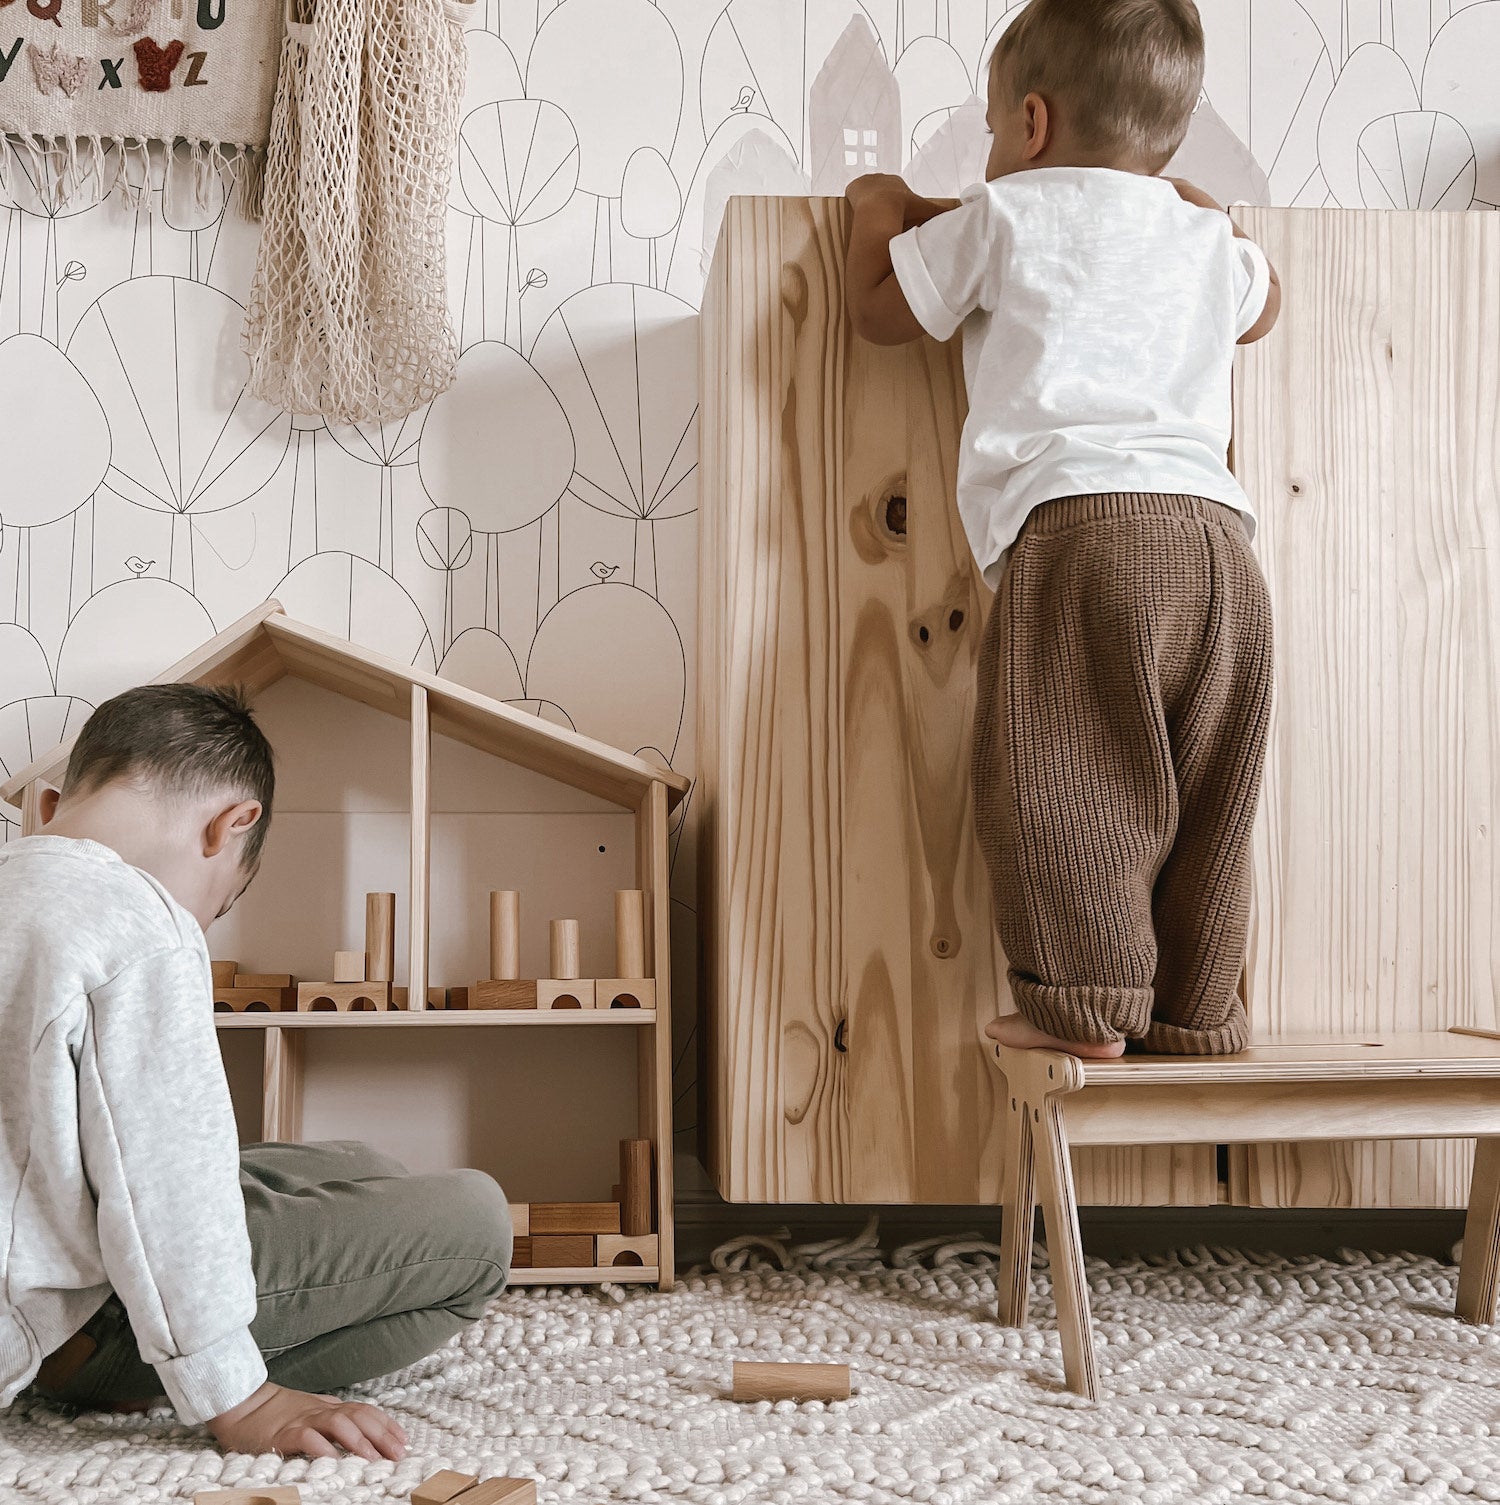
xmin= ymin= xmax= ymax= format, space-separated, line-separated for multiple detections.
xmin=734 ymin=85 xmax=756 ymax=112
xmin=590 ymin=562 xmax=620 ymax=582
xmin=124 ymin=556 xmax=155 ymax=577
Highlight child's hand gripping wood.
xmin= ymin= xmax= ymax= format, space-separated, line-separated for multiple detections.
xmin=844 ymin=174 xmax=958 ymax=346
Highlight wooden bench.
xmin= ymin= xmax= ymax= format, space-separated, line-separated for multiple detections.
xmin=987 ymin=1033 xmax=1500 ymax=1399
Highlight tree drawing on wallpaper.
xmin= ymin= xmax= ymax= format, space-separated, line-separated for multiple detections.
xmin=0 ymin=335 xmax=109 ymax=646
xmin=325 ymin=413 xmax=425 ymax=576
xmin=526 ymin=581 xmax=686 ymax=766
xmin=416 ymin=506 xmax=475 ymax=654
xmin=700 ymin=0 xmax=885 ymax=168
xmin=55 ymin=578 xmax=215 ymax=707
xmin=0 ymin=141 xmax=111 ymax=344
xmin=620 ymin=147 xmax=681 ymax=290
xmin=529 ymin=283 xmax=697 ymax=600
xmin=893 ymin=34 xmax=974 ymax=158
xmin=664 ymin=113 xmax=804 ymax=301
xmin=418 ymin=340 xmax=574 ymax=636
xmin=459 ymin=99 xmax=580 ymax=347
xmin=273 ymin=552 xmax=436 ymax=670
xmin=1356 ymin=112 xmax=1475 ymax=209
xmin=68 ymin=278 xmax=292 ymax=594
xmin=527 ymin=0 xmax=683 ymax=282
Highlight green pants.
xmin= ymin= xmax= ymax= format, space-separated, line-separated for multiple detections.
xmin=39 ymin=1141 xmax=512 ymax=1409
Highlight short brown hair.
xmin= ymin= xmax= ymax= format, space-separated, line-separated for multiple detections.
xmin=63 ymin=683 xmax=276 ymax=868
xmin=990 ymin=0 xmax=1204 ymax=169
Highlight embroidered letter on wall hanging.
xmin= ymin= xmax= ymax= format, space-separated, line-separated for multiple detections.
xmin=132 ymin=34 xmax=184 ymax=90
xmin=29 ymin=40 xmax=91 ymax=95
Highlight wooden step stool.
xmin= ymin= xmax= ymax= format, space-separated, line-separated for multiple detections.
xmin=988 ymin=1032 xmax=1500 ymax=1399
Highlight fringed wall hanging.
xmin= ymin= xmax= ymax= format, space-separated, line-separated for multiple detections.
xmin=241 ymin=0 xmax=469 ymax=424
xmin=0 ymin=0 xmax=281 ymax=214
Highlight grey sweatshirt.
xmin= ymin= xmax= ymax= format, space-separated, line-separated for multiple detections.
xmin=0 ymin=835 xmax=265 ymax=1423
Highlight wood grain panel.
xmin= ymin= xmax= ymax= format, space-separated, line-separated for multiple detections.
xmin=1233 ymin=208 xmax=1500 ymax=1208
xmin=700 ymin=196 xmax=1211 ymax=1204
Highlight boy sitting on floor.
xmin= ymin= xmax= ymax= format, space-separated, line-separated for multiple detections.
xmin=845 ymin=0 xmax=1280 ymax=1059
xmin=0 ymin=684 xmax=512 ymax=1458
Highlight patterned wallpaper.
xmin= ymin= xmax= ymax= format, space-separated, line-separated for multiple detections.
xmin=1 ymin=0 xmax=1496 ymax=1143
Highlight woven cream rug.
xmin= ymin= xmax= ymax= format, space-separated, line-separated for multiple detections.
xmin=2 ymin=1228 xmax=1496 ymax=1504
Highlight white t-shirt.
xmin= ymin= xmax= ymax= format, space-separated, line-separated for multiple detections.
xmin=889 ymin=166 xmax=1270 ymax=588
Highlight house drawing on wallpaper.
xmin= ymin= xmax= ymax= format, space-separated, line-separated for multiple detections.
xmin=0 ymin=597 xmax=689 ymax=1287
xmin=809 ymin=16 xmax=902 ymax=194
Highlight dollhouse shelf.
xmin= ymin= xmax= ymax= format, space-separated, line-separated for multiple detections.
xmin=508 ymin=1267 xmax=660 ymax=1286
xmin=4 ymin=600 xmax=685 ymax=1291
xmin=216 ymin=1011 xmax=657 ymax=1029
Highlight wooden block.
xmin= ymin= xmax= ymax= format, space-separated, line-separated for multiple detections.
xmin=597 ymin=1233 xmax=657 ymax=1268
xmin=365 ymin=891 xmax=396 ymax=982
xmin=509 ymin=1202 xmax=529 ymax=1236
xmin=297 ymin=981 xmax=391 ymax=1012
xmin=731 ymin=1361 xmax=851 ymax=1403
xmin=233 ymin=973 xmax=293 ymax=989
xmin=411 ymin=1472 xmax=479 ymax=1505
xmin=531 ymin=1201 xmax=620 ymax=1235
xmin=549 ymin=918 xmax=580 ymax=979
xmin=451 ymin=1481 xmax=536 ymax=1505
xmin=210 ymin=961 xmax=239 ymax=989
xmin=490 ymin=890 xmax=520 ymax=979
xmin=620 ymin=1138 xmax=652 ymax=1236
xmin=614 ymin=888 xmax=646 ymax=976
xmin=392 ymin=987 xmax=450 ymax=1009
xmin=447 ymin=986 xmax=470 ymax=1010
xmin=537 ymin=978 xmax=595 ymax=1010
xmin=471 ymin=978 xmax=538 ymax=1010
xmin=512 ymin=1236 xmax=533 ymax=1268
xmin=334 ymin=950 xmax=367 ymax=983
xmin=194 ymin=1490 xmax=301 ymax=1505
xmin=597 ymin=978 xmax=655 ymax=1010
xmin=213 ymin=985 xmax=295 ymax=1013
xmin=531 ymin=1235 xmax=594 ymax=1267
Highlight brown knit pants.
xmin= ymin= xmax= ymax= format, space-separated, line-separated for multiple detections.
xmin=973 ymin=493 xmax=1275 ymax=1054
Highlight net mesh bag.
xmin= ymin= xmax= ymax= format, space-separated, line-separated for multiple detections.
xmin=243 ymin=0 xmax=467 ymax=423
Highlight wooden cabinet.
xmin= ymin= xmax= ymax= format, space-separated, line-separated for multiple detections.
xmin=1233 ymin=208 xmax=1500 ymax=1208
xmin=698 ymin=197 xmax=1498 ymax=1211
xmin=697 ymin=197 xmax=1213 ymax=1204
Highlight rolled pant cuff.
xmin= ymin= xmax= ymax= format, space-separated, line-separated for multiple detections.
xmin=1142 ymin=1012 xmax=1250 ymax=1056
xmin=1009 ymin=974 xmax=1153 ymax=1044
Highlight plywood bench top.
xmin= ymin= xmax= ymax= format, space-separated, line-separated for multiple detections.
xmin=989 ymin=1031 xmax=1500 ymax=1088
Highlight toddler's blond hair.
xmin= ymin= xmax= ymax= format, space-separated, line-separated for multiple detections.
xmin=990 ymin=0 xmax=1204 ymax=169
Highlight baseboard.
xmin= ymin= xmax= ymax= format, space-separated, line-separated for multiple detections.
xmin=672 ymin=1186 xmax=1465 ymax=1268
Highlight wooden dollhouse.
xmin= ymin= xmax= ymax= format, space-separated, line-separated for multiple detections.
xmin=0 ymin=598 xmax=688 ymax=1288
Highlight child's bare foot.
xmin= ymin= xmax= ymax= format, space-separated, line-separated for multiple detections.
xmin=985 ymin=1013 xmax=1126 ymax=1059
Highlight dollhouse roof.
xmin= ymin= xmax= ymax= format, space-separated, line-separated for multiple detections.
xmin=0 ymin=600 xmax=690 ymax=811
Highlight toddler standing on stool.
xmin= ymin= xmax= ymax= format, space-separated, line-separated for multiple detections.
xmin=845 ymin=0 xmax=1279 ymax=1058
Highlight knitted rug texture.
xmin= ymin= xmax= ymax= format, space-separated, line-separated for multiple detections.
xmin=1 ymin=1227 xmax=1496 ymax=1505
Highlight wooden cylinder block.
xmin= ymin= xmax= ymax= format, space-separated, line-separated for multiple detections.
xmin=365 ymin=892 xmax=395 ymax=982
xmin=550 ymin=918 xmax=580 ymax=979
xmin=620 ymin=1137 xmax=652 ymax=1236
xmin=490 ymin=890 xmax=520 ymax=979
xmin=731 ymin=1361 xmax=851 ymax=1403
xmin=614 ymin=889 xmax=646 ymax=977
